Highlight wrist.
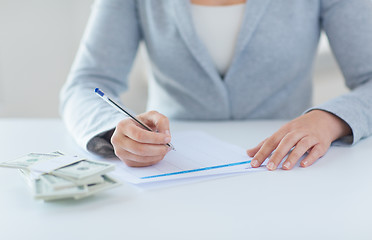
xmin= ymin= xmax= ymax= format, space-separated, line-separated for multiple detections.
xmin=310 ymin=110 xmax=352 ymax=141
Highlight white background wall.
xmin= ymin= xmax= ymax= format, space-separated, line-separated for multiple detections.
xmin=0 ymin=0 xmax=349 ymax=118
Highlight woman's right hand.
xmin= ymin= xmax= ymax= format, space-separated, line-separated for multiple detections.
xmin=111 ymin=111 xmax=172 ymax=167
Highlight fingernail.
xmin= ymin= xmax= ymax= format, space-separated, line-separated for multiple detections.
xmin=165 ymin=130 xmax=170 ymax=136
xmin=251 ymin=159 xmax=259 ymax=167
xmin=283 ymin=161 xmax=291 ymax=169
xmin=302 ymin=160 xmax=308 ymax=167
xmin=164 ymin=137 xmax=171 ymax=143
xmin=267 ymin=162 xmax=275 ymax=170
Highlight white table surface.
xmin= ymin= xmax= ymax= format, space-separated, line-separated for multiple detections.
xmin=0 ymin=119 xmax=371 ymax=240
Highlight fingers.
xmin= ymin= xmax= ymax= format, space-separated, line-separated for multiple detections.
xmin=246 ymin=139 xmax=266 ymax=157
xmin=250 ymin=132 xmax=284 ymax=168
xmin=120 ymin=136 xmax=169 ymax=156
xmin=300 ymin=144 xmax=327 ymax=168
xmin=112 ymin=133 xmax=170 ymax=166
xmin=119 ymin=119 xmax=171 ymax=145
xmin=266 ymin=132 xmax=305 ymax=170
xmin=248 ymin=111 xmax=339 ymax=171
xmin=114 ymin=147 xmax=167 ymax=167
xmin=138 ymin=110 xmax=170 ymax=134
xmin=250 ymin=133 xmax=327 ymax=171
xmin=112 ymin=111 xmax=172 ymax=167
xmin=282 ymin=136 xmax=319 ymax=170
xmin=112 ymin=125 xmax=169 ymax=155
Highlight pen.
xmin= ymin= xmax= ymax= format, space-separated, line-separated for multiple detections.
xmin=94 ymin=88 xmax=175 ymax=151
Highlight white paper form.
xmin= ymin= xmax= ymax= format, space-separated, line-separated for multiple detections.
xmin=109 ymin=131 xmax=264 ymax=184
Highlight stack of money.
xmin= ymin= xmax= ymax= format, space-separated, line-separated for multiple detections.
xmin=0 ymin=151 xmax=121 ymax=201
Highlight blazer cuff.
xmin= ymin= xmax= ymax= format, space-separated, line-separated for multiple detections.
xmin=79 ymin=114 xmax=126 ymax=156
xmin=86 ymin=128 xmax=116 ymax=157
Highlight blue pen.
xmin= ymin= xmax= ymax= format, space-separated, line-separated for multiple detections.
xmin=95 ymin=88 xmax=175 ymax=151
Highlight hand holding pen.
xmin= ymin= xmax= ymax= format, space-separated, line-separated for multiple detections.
xmin=95 ymin=88 xmax=175 ymax=167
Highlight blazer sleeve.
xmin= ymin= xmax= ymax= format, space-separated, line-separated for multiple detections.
xmin=309 ymin=0 xmax=372 ymax=144
xmin=59 ymin=0 xmax=141 ymax=155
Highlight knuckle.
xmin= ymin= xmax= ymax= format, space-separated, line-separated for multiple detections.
xmin=254 ymin=151 xmax=266 ymax=161
xmin=311 ymin=145 xmax=325 ymax=157
xmin=154 ymin=147 xmax=167 ymax=158
xmin=132 ymin=130 xmax=145 ymax=141
xmin=148 ymin=110 xmax=159 ymax=116
xmin=299 ymin=137 xmax=312 ymax=147
xmin=285 ymin=131 xmax=298 ymax=140
xmin=114 ymin=148 xmax=127 ymax=161
xmin=149 ymin=156 xmax=162 ymax=163
xmin=290 ymin=150 xmax=302 ymax=160
xmin=257 ymin=138 xmax=267 ymax=148
xmin=309 ymin=135 xmax=319 ymax=141
xmin=158 ymin=117 xmax=169 ymax=127
xmin=126 ymin=123 xmax=136 ymax=135
xmin=111 ymin=134 xmax=121 ymax=146
xmin=117 ymin=119 xmax=129 ymax=130
xmin=289 ymin=121 xmax=303 ymax=130
xmin=110 ymin=135 xmax=118 ymax=145
xmin=284 ymin=123 xmax=298 ymax=133
xmin=320 ymin=144 xmax=329 ymax=153
xmin=159 ymin=113 xmax=169 ymax=122
xmin=281 ymin=122 xmax=292 ymax=130
xmin=114 ymin=148 xmax=120 ymax=157
xmin=126 ymin=126 xmax=144 ymax=142
xmin=289 ymin=130 xmax=307 ymax=142
xmin=160 ymin=147 xmax=169 ymax=156
xmin=134 ymin=144 xmax=147 ymax=156
xmin=318 ymin=146 xmax=327 ymax=156
xmin=270 ymin=152 xmax=284 ymax=162
xmin=265 ymin=138 xmax=277 ymax=149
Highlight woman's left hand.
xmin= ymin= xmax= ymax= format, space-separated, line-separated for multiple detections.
xmin=247 ymin=110 xmax=352 ymax=170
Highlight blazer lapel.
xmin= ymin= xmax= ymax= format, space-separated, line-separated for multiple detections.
xmin=224 ymin=0 xmax=273 ymax=81
xmin=172 ymin=1 xmax=222 ymax=83
xmin=172 ymin=0 xmax=273 ymax=82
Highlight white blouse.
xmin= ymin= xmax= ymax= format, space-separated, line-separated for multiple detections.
xmin=190 ymin=3 xmax=246 ymax=76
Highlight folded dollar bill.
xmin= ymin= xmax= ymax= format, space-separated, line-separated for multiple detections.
xmin=74 ymin=175 xmax=121 ymax=200
xmin=52 ymin=159 xmax=115 ymax=181
xmin=3 ymin=152 xmax=121 ymax=201
xmin=31 ymin=174 xmax=120 ymax=201
xmin=0 ymin=152 xmax=62 ymax=169
xmin=40 ymin=174 xmax=105 ymax=190
xmin=34 ymin=177 xmax=89 ymax=201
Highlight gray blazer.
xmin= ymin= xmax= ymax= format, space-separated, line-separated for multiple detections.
xmin=60 ymin=0 xmax=372 ymax=154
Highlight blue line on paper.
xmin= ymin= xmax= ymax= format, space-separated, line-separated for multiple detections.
xmin=140 ymin=160 xmax=252 ymax=179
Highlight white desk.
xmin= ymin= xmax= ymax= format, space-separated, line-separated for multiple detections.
xmin=0 ymin=119 xmax=371 ymax=240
